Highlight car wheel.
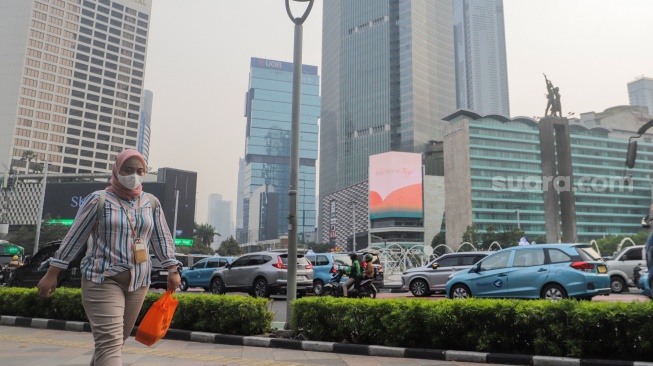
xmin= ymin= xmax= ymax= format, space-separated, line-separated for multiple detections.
xmin=541 ymin=284 xmax=567 ymax=300
xmin=179 ymin=279 xmax=188 ymax=292
xmin=366 ymin=284 xmax=377 ymax=299
xmin=320 ymin=287 xmax=333 ymax=297
xmin=210 ymin=278 xmax=225 ymax=295
xmin=313 ymin=280 xmax=324 ymax=295
xmin=410 ymin=279 xmax=429 ymax=297
xmin=252 ymin=278 xmax=270 ymax=298
xmin=610 ymin=276 xmax=626 ymax=293
xmin=297 ymin=290 xmax=307 ymax=298
xmin=450 ymin=284 xmax=471 ymax=299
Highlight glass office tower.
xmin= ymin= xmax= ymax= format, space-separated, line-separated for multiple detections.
xmin=319 ymin=0 xmax=456 ymax=236
xmin=453 ymin=0 xmax=510 ymax=116
xmin=241 ymin=57 xmax=320 ymax=242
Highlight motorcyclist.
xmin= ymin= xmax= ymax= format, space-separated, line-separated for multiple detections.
xmin=342 ymin=252 xmax=361 ymax=297
xmin=8 ymin=255 xmax=21 ymax=268
xmin=362 ymin=253 xmax=375 ymax=280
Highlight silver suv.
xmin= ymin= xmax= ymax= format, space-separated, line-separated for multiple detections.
xmin=209 ymin=251 xmax=314 ymax=297
xmin=606 ymin=245 xmax=645 ymax=293
xmin=401 ymin=251 xmax=490 ymax=296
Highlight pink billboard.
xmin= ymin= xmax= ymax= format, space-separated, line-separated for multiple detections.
xmin=369 ymin=152 xmax=423 ymax=220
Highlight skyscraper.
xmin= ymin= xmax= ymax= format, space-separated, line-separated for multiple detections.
xmin=241 ymin=57 xmax=320 ymax=242
xmin=138 ymin=89 xmax=152 ymax=162
xmin=319 ymin=0 xmax=456 ymax=223
xmin=453 ymin=0 xmax=510 ymax=116
xmin=0 ymin=0 xmax=152 ymax=174
xmin=207 ymin=193 xmax=233 ymax=240
xmin=628 ymin=76 xmax=653 ymax=114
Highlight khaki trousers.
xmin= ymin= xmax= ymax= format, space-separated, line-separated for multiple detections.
xmin=81 ymin=270 xmax=148 ymax=366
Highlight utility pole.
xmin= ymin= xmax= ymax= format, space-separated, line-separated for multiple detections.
xmin=33 ymin=160 xmax=48 ymax=255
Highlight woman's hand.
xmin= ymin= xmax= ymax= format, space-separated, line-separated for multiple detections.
xmin=167 ymin=268 xmax=181 ymax=291
xmin=36 ymin=270 xmax=60 ymax=298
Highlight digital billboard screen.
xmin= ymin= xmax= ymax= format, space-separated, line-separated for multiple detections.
xmin=368 ymin=152 xmax=423 ymax=220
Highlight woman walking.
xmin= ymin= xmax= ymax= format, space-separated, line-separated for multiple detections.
xmin=37 ymin=149 xmax=180 ymax=366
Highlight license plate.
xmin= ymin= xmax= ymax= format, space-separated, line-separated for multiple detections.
xmin=297 ymin=276 xmax=306 ymax=281
xmin=160 ymin=271 xmax=168 ymax=276
xmin=597 ymin=266 xmax=606 ymax=273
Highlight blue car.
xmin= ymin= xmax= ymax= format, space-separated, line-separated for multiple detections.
xmin=305 ymin=252 xmax=352 ymax=294
xmin=180 ymin=256 xmax=235 ymax=291
xmin=445 ymin=244 xmax=610 ymax=300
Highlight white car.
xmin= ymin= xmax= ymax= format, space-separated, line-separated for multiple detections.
xmin=605 ymin=245 xmax=645 ymax=293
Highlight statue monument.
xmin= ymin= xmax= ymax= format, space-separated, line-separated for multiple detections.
xmin=544 ymin=73 xmax=561 ymax=117
xmin=539 ymin=73 xmax=577 ymax=243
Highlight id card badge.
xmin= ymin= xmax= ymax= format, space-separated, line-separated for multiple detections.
xmin=133 ymin=239 xmax=147 ymax=263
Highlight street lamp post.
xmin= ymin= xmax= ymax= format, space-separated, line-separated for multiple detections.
xmin=284 ymin=0 xmax=314 ymax=330
xmin=351 ymin=201 xmax=356 ymax=252
xmin=33 ymin=160 xmax=48 ymax=255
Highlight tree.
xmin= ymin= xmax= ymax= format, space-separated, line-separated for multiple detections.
xmin=481 ymin=225 xmax=498 ymax=249
xmin=193 ymin=223 xmax=218 ymax=248
xmin=21 ymin=150 xmax=37 ymax=174
xmin=217 ymin=236 xmax=243 ymax=256
xmin=461 ymin=225 xmax=479 ymax=247
xmin=497 ymin=227 xmax=525 ymax=248
xmin=595 ymin=232 xmax=648 ymax=257
xmin=431 ymin=232 xmax=446 ymax=247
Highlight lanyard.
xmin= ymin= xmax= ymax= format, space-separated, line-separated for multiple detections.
xmin=117 ymin=196 xmax=141 ymax=242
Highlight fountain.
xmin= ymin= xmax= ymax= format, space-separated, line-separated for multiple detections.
xmin=488 ymin=241 xmax=502 ymax=251
xmin=457 ymin=242 xmax=477 ymax=252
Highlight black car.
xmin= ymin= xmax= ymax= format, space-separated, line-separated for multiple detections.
xmin=149 ymin=254 xmax=183 ymax=289
xmin=8 ymin=241 xmax=83 ymax=288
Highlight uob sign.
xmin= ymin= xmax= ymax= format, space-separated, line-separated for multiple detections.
xmin=265 ymin=60 xmax=282 ymax=68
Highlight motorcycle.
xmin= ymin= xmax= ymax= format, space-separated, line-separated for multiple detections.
xmin=319 ymin=267 xmax=377 ymax=298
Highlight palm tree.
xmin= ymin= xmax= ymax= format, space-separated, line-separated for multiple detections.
xmin=21 ymin=150 xmax=36 ymax=174
xmin=194 ymin=223 xmax=219 ymax=248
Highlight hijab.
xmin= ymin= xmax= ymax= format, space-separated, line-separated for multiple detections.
xmin=106 ymin=149 xmax=147 ymax=200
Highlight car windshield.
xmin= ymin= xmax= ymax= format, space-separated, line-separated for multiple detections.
xmin=279 ymin=255 xmax=311 ymax=266
xmin=332 ymin=254 xmax=352 ymax=266
xmin=576 ymin=246 xmax=602 ymax=261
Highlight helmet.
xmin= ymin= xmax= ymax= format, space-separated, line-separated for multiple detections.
xmin=364 ymin=253 xmax=373 ymax=262
xmin=12 ymin=255 xmax=18 ymax=261
xmin=349 ymin=252 xmax=358 ymax=260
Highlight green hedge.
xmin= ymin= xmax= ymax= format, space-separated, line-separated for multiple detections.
xmin=290 ymin=297 xmax=653 ymax=361
xmin=0 ymin=288 xmax=274 ymax=336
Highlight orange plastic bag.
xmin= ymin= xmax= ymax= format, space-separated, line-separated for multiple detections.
xmin=135 ymin=290 xmax=178 ymax=346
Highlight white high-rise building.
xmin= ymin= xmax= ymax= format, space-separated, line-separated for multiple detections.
xmin=207 ymin=194 xmax=233 ymax=240
xmin=453 ymin=0 xmax=510 ymax=116
xmin=628 ymin=76 xmax=653 ymax=114
xmin=0 ymin=0 xmax=152 ymax=174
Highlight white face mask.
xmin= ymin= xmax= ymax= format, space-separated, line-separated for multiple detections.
xmin=117 ymin=173 xmax=144 ymax=190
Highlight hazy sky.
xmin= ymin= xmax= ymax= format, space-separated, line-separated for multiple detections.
xmin=143 ymin=0 xmax=653 ymax=226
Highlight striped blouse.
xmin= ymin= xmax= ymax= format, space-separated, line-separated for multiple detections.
xmin=50 ymin=190 xmax=177 ymax=292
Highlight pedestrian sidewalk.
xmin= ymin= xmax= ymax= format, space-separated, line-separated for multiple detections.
xmin=2 ymin=316 xmax=652 ymax=366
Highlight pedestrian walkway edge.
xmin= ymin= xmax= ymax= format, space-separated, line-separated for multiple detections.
xmin=2 ymin=315 xmax=652 ymax=366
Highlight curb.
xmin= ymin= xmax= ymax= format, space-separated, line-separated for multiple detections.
xmin=2 ymin=315 xmax=652 ymax=366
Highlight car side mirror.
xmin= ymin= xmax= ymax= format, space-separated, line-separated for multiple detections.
xmin=432 ymin=263 xmax=439 ymax=269
xmin=470 ymin=264 xmax=479 ymax=273
xmin=37 ymin=260 xmax=50 ymax=271
xmin=225 ymin=263 xmax=231 ymax=269
xmin=23 ymin=255 xmax=31 ymax=264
